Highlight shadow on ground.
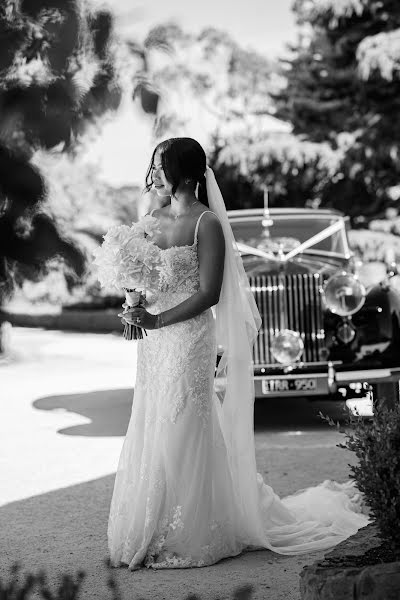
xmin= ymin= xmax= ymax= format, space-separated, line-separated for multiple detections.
xmin=33 ymin=388 xmax=134 ymax=436
xmin=32 ymin=386 xmax=348 ymax=438
xmin=255 ymin=396 xmax=347 ymax=432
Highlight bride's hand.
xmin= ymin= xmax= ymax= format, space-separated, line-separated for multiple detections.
xmin=118 ymin=306 xmax=158 ymax=329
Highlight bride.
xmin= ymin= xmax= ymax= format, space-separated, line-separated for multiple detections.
xmin=107 ymin=137 xmax=369 ymax=570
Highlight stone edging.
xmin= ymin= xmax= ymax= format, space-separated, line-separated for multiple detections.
xmin=300 ymin=524 xmax=400 ymax=599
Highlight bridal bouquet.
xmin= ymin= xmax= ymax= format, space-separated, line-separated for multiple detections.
xmin=92 ymin=215 xmax=161 ymax=340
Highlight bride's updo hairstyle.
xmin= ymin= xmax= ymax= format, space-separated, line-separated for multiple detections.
xmin=144 ymin=137 xmax=209 ymax=207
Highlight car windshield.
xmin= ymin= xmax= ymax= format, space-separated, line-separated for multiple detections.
xmin=230 ymin=214 xmax=348 ymax=257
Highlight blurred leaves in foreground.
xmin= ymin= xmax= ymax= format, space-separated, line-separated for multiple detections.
xmin=0 ymin=0 xmax=121 ymax=306
xmin=1 ymin=559 xmax=254 ymax=600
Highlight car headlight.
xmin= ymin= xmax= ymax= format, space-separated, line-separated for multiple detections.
xmin=336 ymin=320 xmax=356 ymax=344
xmin=323 ymin=272 xmax=366 ymax=316
xmin=271 ymin=329 xmax=304 ymax=365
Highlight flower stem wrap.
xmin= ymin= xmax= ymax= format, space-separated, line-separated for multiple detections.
xmin=122 ymin=288 xmax=148 ymax=340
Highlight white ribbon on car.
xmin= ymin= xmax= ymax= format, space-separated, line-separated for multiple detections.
xmin=283 ymin=219 xmax=344 ymax=261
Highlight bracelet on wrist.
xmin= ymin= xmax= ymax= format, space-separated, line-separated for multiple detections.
xmin=156 ymin=313 xmax=164 ymax=329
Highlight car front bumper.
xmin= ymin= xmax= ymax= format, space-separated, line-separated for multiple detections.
xmin=215 ymin=362 xmax=400 ymax=399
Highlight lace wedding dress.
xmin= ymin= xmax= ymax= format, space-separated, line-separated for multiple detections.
xmin=107 ymin=210 xmax=369 ymax=571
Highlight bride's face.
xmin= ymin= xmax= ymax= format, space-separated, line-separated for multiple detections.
xmin=151 ymin=150 xmax=173 ymax=197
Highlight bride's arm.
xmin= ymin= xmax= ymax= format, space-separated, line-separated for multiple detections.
xmin=158 ymin=213 xmax=225 ymax=327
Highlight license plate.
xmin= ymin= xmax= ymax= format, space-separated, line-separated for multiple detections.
xmin=261 ymin=378 xmax=318 ymax=394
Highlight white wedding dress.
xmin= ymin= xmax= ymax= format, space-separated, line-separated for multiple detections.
xmin=107 ymin=211 xmax=370 ymax=571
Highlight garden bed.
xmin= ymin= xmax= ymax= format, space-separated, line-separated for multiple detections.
xmin=300 ymin=524 xmax=400 ymax=599
xmin=0 ymin=306 xmax=122 ymax=333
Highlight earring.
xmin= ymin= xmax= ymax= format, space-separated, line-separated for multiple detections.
xmin=185 ymin=178 xmax=192 ymax=184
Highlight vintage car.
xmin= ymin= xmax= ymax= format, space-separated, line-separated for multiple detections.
xmin=222 ymin=207 xmax=400 ymax=407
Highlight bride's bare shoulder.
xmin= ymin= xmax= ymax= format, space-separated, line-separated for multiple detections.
xmin=197 ymin=209 xmax=221 ymax=228
xmin=196 ymin=210 xmax=224 ymax=245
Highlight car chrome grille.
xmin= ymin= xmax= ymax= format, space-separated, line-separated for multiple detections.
xmin=249 ymin=274 xmax=325 ymax=365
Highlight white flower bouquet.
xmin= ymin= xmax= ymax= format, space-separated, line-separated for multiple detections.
xmin=92 ymin=215 xmax=161 ymax=340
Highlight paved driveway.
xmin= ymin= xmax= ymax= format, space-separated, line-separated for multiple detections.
xmin=0 ymin=327 xmax=360 ymax=600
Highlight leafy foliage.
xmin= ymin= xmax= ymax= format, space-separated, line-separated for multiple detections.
xmin=133 ymin=22 xmax=277 ymax=142
xmin=211 ymin=131 xmax=342 ymax=210
xmin=273 ymin=0 xmax=400 ymax=217
xmin=322 ymin=400 xmax=400 ymax=556
xmin=0 ymin=0 xmax=121 ymax=308
xmin=348 ymin=228 xmax=400 ymax=262
xmin=11 ymin=149 xmax=143 ymax=307
xmin=0 ymin=1 xmax=121 ymax=149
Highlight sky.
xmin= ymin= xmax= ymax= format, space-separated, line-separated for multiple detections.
xmin=95 ymin=0 xmax=298 ymax=59
xmin=84 ymin=1 xmax=298 ymax=186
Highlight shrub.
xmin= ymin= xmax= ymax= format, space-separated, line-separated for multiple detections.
xmin=321 ymin=400 xmax=400 ymax=556
xmin=213 ymin=131 xmax=341 ymax=211
xmin=348 ymin=228 xmax=400 ymax=263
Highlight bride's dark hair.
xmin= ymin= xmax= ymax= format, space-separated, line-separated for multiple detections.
xmin=144 ymin=137 xmax=209 ymax=207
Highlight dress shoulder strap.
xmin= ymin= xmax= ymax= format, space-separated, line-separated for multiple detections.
xmin=194 ymin=210 xmax=217 ymax=245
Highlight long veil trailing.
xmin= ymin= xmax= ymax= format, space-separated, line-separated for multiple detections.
xmin=205 ymin=166 xmax=369 ymax=553
xmin=205 ymin=166 xmax=266 ymax=545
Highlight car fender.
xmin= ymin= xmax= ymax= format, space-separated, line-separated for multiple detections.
xmin=356 ymin=282 xmax=400 ymax=343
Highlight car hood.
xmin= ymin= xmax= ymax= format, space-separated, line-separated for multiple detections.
xmin=242 ymin=253 xmax=347 ymax=278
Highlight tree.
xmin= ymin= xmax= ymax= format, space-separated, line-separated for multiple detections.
xmin=210 ymin=130 xmax=341 ymax=210
xmin=0 ymin=0 xmax=122 ymax=336
xmin=129 ymin=22 xmax=278 ymax=144
xmin=128 ymin=24 xmax=174 ymax=116
xmin=21 ymin=149 xmax=143 ymax=307
xmin=273 ymin=0 xmax=400 ymax=218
